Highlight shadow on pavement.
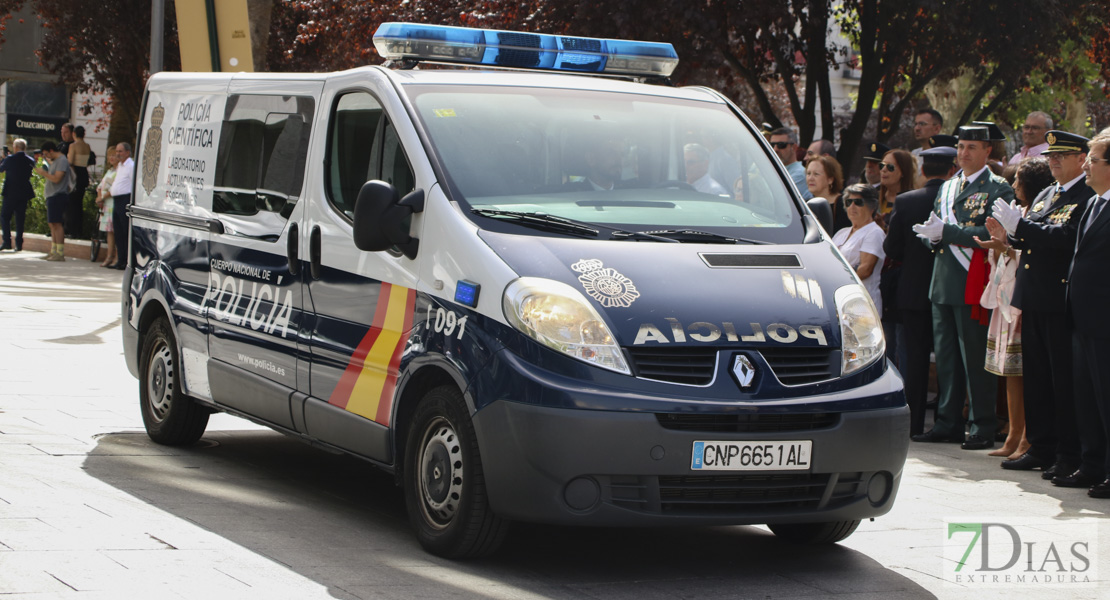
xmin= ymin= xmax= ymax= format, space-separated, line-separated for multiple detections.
xmin=83 ymin=429 xmax=934 ymax=599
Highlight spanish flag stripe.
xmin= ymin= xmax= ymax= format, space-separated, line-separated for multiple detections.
xmin=375 ymin=288 xmax=416 ymax=426
xmin=345 ymin=284 xmax=411 ymax=419
xmin=327 ymin=282 xmax=393 ymax=409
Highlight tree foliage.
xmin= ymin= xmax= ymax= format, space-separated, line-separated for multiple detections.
xmin=0 ymin=0 xmax=180 ymax=146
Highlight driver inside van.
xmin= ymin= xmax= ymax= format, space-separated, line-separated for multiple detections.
xmin=565 ymin=137 xmax=628 ymax=191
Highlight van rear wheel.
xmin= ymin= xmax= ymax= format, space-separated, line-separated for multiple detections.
xmin=139 ymin=318 xmax=209 ymax=445
xmin=768 ymin=520 xmax=861 ymax=544
xmin=403 ymin=385 xmax=508 ymax=558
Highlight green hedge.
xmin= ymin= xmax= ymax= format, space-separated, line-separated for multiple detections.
xmin=0 ymin=166 xmax=101 ymax=238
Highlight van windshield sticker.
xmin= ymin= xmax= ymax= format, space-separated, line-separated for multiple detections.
xmin=138 ymin=94 xmax=227 ymax=213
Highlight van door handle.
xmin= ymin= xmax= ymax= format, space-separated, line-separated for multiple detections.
xmin=310 ymin=225 xmax=322 ymax=280
xmin=287 ymin=222 xmax=300 ymax=276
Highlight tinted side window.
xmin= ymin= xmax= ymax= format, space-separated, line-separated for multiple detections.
xmin=326 ymin=92 xmax=383 ymax=219
xmin=213 ymin=94 xmax=314 ymax=240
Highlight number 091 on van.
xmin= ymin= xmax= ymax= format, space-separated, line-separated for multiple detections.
xmin=121 ymin=22 xmax=909 ymax=558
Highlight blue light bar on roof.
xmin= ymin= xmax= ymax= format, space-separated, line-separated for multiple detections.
xmin=373 ymin=22 xmax=678 ymax=78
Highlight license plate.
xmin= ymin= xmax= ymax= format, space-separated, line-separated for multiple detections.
xmin=691 ymin=440 xmax=812 ymax=471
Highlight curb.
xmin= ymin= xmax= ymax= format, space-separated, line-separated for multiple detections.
xmin=13 ymin=232 xmax=110 ymax=261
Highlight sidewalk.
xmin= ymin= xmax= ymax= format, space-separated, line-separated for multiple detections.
xmin=0 ymin=250 xmax=1107 ymax=599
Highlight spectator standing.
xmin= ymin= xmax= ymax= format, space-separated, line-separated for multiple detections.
xmin=1066 ymin=127 xmax=1110 ymax=498
xmin=66 ymin=125 xmax=92 ymax=238
xmin=768 ymin=127 xmax=811 ymax=200
xmin=805 ymin=139 xmax=835 ymax=164
xmin=109 ymin=142 xmax=135 ymax=270
xmin=57 ymin=122 xmax=73 ymax=159
xmin=885 ymin=146 xmax=958 ymax=436
xmin=95 ymin=150 xmax=119 ymax=267
xmin=832 ymin=184 xmax=886 ymax=312
xmin=1007 ymin=112 xmax=1052 ymax=165
xmin=878 ymin=149 xmax=918 ymax=222
xmin=910 ymin=109 xmax=944 ymax=163
xmin=806 ymin=155 xmax=848 ymax=235
xmin=992 ymin=132 xmax=1094 ymax=484
xmin=32 ymin=141 xmax=71 ymax=261
xmin=0 ymin=138 xmax=36 ymax=251
xmin=976 ymin=158 xmax=1055 ymax=460
xmin=911 ymin=125 xmax=1016 ymax=450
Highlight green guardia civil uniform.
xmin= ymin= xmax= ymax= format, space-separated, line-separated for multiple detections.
xmin=925 ymin=165 xmax=1015 ymax=440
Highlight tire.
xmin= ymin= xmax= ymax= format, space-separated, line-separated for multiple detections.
xmin=139 ymin=318 xmax=209 ymax=445
xmin=768 ymin=520 xmax=861 ymax=544
xmin=403 ymin=385 xmax=508 ymax=558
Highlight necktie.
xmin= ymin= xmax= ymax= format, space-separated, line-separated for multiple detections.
xmin=1083 ymin=197 xmax=1107 ymax=237
xmin=959 ymin=177 xmax=968 ymax=193
xmin=1048 ymin=186 xmax=1062 ymax=209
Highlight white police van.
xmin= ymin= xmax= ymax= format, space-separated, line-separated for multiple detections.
xmin=122 ymin=23 xmax=908 ymax=558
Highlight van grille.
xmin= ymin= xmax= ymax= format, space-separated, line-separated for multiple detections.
xmin=606 ymin=472 xmax=864 ymax=515
xmin=655 ymin=412 xmax=839 ymax=434
xmin=626 ymin=347 xmax=717 ymax=385
xmin=760 ymin=347 xmax=838 ymax=386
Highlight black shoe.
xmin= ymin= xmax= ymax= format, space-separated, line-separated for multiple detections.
xmin=111 ymin=263 xmax=126 ymax=270
xmin=1001 ymin=453 xmax=1052 ymax=471
xmin=1041 ymin=462 xmax=1077 ymax=480
xmin=1052 ymin=470 xmax=1102 ymax=488
xmin=1088 ymin=479 xmax=1110 ymax=499
xmin=961 ymin=435 xmax=994 ymax=450
xmin=0 ymin=244 xmax=11 ymax=251
xmin=911 ymin=429 xmax=963 ymax=443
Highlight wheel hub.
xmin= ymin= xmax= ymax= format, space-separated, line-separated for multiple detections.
xmin=418 ymin=420 xmax=463 ymax=528
xmin=147 ymin=343 xmax=174 ymax=422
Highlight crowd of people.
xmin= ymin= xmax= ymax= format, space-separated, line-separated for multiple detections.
xmin=0 ymin=123 xmax=133 ymax=267
xmin=780 ymin=111 xmax=1110 ymax=500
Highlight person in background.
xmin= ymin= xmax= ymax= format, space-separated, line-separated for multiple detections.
xmin=95 ymin=150 xmax=119 ymax=267
xmin=683 ymin=143 xmax=729 ymax=196
xmin=910 ymin=109 xmax=944 ymax=162
xmin=0 ymin=138 xmax=36 ymax=252
xmin=806 ymin=155 xmax=848 ymax=235
xmin=885 ymin=145 xmax=958 ymax=436
xmin=805 ymin=139 xmax=835 ymax=164
xmin=992 ymin=132 xmax=1093 ymax=485
xmin=57 ymin=122 xmax=73 ymax=159
xmin=833 ymin=184 xmax=886 ymax=312
xmin=1065 ymin=127 xmax=1110 ymax=498
xmin=768 ymin=127 xmax=811 ymax=200
xmin=1008 ymin=112 xmax=1053 ymax=165
xmin=66 ymin=125 xmax=92 ymax=239
xmin=878 ymin=149 xmax=918 ymax=225
xmin=975 ymin=158 xmax=1054 ymax=460
xmin=861 ymin=142 xmax=890 ymax=187
xmin=32 ymin=141 xmax=71 ymax=261
xmin=109 ymin=142 xmax=134 ymax=270
xmin=911 ymin=125 xmax=1015 ymax=450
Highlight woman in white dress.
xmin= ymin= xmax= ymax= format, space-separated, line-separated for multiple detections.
xmin=831 ymin=183 xmax=886 ymax=313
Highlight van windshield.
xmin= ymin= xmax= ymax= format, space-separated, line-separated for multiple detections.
xmin=408 ymin=85 xmax=805 ymax=244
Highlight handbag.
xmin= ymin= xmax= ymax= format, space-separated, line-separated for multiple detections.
xmin=89 ymin=238 xmax=101 ymax=262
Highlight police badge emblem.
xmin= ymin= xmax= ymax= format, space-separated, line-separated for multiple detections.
xmin=1032 ymin=201 xmax=1045 ymax=213
xmin=141 ymin=103 xmax=164 ymax=195
xmin=571 ymin=259 xmax=640 ymax=308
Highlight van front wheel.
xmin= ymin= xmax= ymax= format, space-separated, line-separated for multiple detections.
xmin=768 ymin=520 xmax=861 ymax=544
xmin=139 ymin=318 xmax=209 ymax=445
xmin=403 ymin=386 xmax=508 ymax=558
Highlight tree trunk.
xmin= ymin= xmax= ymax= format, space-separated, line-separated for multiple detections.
xmin=107 ymin=96 xmax=136 ymax=148
xmin=246 ymin=0 xmax=273 ymax=72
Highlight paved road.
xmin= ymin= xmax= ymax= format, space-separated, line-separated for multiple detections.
xmin=0 ymin=250 xmax=1107 ymax=599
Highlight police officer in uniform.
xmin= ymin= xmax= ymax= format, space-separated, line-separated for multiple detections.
xmin=884 ymin=146 xmax=957 ymax=436
xmin=991 ymin=131 xmax=1092 ymax=482
xmin=911 ymin=126 xmax=1016 ymax=449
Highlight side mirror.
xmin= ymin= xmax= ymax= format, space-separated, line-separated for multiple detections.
xmin=352 ymin=180 xmax=425 ymax=259
xmin=806 ymin=196 xmax=833 ymax=237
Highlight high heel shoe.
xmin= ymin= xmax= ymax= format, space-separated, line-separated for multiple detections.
xmin=989 ymin=442 xmax=1020 ymax=457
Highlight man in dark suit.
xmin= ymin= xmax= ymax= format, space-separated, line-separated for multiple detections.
xmin=1066 ymin=128 xmax=1110 ymax=498
xmin=991 ymin=131 xmax=1092 ymax=482
xmin=911 ymin=126 xmax=1015 ymax=450
xmin=0 ymin=138 xmax=36 ymax=251
xmin=884 ymin=146 xmax=957 ymax=436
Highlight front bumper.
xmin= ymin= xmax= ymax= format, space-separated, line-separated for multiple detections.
xmin=472 ymin=362 xmax=909 ymax=527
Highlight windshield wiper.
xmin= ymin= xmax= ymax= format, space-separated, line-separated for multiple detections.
xmin=625 ymin=229 xmax=770 ymax=245
xmin=471 ymin=209 xmax=600 ymax=238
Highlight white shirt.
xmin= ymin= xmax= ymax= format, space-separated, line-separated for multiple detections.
xmin=832 ymin=221 xmax=886 ymax=313
xmin=111 ymin=157 xmax=135 ymax=197
xmin=691 ymin=173 xmax=729 ymax=196
xmin=962 ymin=165 xmax=990 ymax=185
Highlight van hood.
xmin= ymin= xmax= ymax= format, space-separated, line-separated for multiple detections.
xmin=479 ymin=231 xmax=855 ymax=350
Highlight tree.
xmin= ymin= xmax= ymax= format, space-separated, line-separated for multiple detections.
xmin=0 ymin=0 xmax=181 ymax=146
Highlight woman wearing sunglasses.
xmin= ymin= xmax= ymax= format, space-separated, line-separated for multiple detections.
xmin=832 ymin=184 xmax=886 ymax=313
xmin=878 ymin=149 xmax=918 ymax=228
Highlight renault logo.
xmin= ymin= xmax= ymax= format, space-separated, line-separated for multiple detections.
xmin=732 ymin=354 xmax=756 ymax=388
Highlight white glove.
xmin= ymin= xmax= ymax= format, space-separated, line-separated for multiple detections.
xmin=912 ymin=212 xmax=945 ymax=243
xmin=992 ymin=199 xmax=1021 ymax=235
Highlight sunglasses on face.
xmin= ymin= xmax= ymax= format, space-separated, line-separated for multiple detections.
xmin=845 ymin=197 xmax=867 ymax=207
xmin=879 ymin=162 xmax=897 ymax=173
xmin=770 ymin=142 xmax=792 ymax=149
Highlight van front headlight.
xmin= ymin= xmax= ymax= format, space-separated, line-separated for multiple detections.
xmin=834 ymin=284 xmax=884 ymax=375
xmin=503 ymin=277 xmax=631 ymax=375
